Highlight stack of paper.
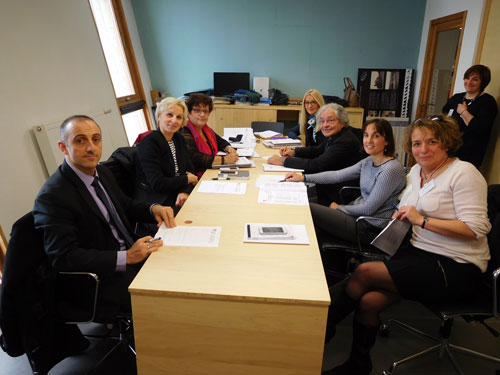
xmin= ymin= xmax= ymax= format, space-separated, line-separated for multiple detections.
xmin=213 ymin=157 xmax=255 ymax=168
xmin=254 ymin=130 xmax=281 ymax=139
xmin=262 ymin=164 xmax=303 ymax=172
xmin=263 ymin=139 xmax=302 ymax=148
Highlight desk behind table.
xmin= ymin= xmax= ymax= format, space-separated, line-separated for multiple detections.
xmin=129 ymin=144 xmax=330 ymax=375
xmin=207 ymin=104 xmax=364 ymax=134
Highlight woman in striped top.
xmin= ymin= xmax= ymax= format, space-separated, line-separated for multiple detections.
xmin=135 ymin=97 xmax=198 ymax=219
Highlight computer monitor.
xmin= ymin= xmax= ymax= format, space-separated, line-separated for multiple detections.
xmin=213 ymin=72 xmax=250 ymax=96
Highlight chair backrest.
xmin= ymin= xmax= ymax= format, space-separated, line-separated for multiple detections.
xmin=487 ymin=184 xmax=500 ymax=274
xmin=251 ymin=121 xmax=285 ymax=134
xmin=100 ymin=146 xmax=138 ymax=198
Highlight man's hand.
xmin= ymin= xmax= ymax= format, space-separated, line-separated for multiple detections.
xmin=126 ymin=236 xmax=163 ymax=264
xmin=279 ymin=146 xmax=295 ymax=157
xmin=151 ymin=204 xmax=176 ymax=228
xmin=268 ymin=154 xmax=284 ymax=166
xmin=175 ymin=192 xmax=189 ymax=207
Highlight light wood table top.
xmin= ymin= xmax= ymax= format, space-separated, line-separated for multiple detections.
xmin=129 ymin=143 xmax=330 ymax=307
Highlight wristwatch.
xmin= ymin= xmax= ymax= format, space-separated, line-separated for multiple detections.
xmin=421 ymin=216 xmax=428 ymax=229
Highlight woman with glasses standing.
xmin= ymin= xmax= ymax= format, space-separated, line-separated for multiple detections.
xmin=287 ymin=89 xmax=326 ymax=146
xmin=442 ymin=64 xmax=498 ymax=168
xmin=181 ymin=94 xmax=239 ymax=178
xmin=320 ymin=115 xmax=490 ymax=375
xmin=135 ymin=97 xmax=198 ymax=218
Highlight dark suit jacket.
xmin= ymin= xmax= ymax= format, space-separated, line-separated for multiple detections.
xmin=283 ymin=126 xmax=362 ymax=173
xmin=33 ymin=160 xmax=154 ymax=319
xmin=283 ymin=126 xmax=363 ymax=205
xmin=135 ymin=130 xmax=195 ymax=209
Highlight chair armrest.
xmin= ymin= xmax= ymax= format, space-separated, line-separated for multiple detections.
xmin=340 ymin=186 xmax=361 ymax=205
xmin=493 ymin=267 xmax=500 ymax=319
xmin=57 ymin=272 xmax=100 ymax=324
xmin=354 ymin=216 xmax=393 ymax=256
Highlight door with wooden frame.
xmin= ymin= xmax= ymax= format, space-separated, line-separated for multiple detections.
xmin=416 ymin=11 xmax=467 ymax=119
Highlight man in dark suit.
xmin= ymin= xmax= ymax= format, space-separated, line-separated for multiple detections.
xmin=33 ymin=115 xmax=176 ymax=321
xmin=268 ymin=103 xmax=363 ymax=205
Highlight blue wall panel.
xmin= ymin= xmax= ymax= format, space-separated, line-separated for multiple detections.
xmin=131 ymin=0 xmax=425 ymax=98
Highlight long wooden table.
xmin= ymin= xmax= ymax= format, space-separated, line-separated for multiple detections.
xmin=129 ymin=144 xmax=330 ymax=375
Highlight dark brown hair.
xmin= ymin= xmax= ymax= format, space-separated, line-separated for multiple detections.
xmin=362 ymin=118 xmax=395 ymax=156
xmin=463 ymin=64 xmax=491 ymax=92
xmin=403 ymin=115 xmax=463 ymax=156
xmin=186 ymin=93 xmax=213 ymax=113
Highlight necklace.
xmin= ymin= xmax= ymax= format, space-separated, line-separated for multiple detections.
xmin=421 ymin=157 xmax=449 ymax=183
xmin=463 ymin=93 xmax=480 ymax=106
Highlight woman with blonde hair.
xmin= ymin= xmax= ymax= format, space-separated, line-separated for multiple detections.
xmin=135 ymin=97 xmax=198 ymax=217
xmin=288 ymin=89 xmax=325 ymax=146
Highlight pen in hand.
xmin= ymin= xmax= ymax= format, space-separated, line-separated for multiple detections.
xmin=147 ymin=237 xmax=162 ymax=243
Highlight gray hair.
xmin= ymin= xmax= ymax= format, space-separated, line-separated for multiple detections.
xmin=315 ymin=103 xmax=349 ymax=131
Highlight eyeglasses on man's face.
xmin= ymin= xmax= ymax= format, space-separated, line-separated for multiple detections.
xmin=192 ymin=107 xmax=210 ymax=115
xmin=319 ymin=118 xmax=338 ymax=125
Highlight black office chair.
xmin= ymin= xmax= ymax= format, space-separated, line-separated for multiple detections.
xmin=251 ymin=121 xmax=285 ymax=134
xmin=100 ymin=146 xmax=138 ymax=198
xmin=0 ymin=212 xmax=135 ymax=375
xmin=319 ymin=186 xmax=398 ymax=280
xmin=381 ymin=184 xmax=500 ymax=375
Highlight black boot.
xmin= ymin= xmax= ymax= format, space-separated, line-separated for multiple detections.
xmin=324 ymin=278 xmax=358 ymax=344
xmin=323 ymin=320 xmax=379 ymax=375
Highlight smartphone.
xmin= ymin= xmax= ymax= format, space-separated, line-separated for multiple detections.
xmin=258 ymin=226 xmax=287 ymax=235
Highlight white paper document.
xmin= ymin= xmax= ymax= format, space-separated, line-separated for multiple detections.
xmin=244 ymin=223 xmax=310 ymax=244
xmin=198 ymin=180 xmax=247 ymax=194
xmin=256 ymin=174 xmax=286 ymax=187
xmin=254 ymin=130 xmax=281 ymax=138
xmin=155 ymin=224 xmax=221 ymax=247
xmin=259 ymin=182 xmax=306 ymax=192
xmin=223 ymin=128 xmax=256 ymax=148
xmin=262 ymin=164 xmax=304 ymax=172
xmin=236 ymin=148 xmax=255 ymax=157
xmin=370 ymin=218 xmax=411 ymax=256
xmin=258 ymin=189 xmax=309 ymax=205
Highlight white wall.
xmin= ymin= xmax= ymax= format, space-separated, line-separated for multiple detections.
xmin=0 ymin=0 xmax=128 ymax=237
xmin=411 ymin=0 xmax=487 ymax=118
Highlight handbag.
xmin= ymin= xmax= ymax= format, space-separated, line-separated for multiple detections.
xmin=343 ymin=77 xmax=360 ymax=107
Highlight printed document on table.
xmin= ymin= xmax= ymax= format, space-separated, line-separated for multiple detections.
xmin=258 ymin=189 xmax=308 ymax=205
xmin=259 ymin=182 xmax=306 ymax=192
xmin=236 ymin=148 xmax=255 ymax=157
xmin=198 ymin=181 xmax=247 ymax=194
xmin=262 ymin=164 xmax=304 ymax=172
xmin=155 ymin=224 xmax=221 ymax=247
xmin=256 ymin=174 xmax=286 ymax=187
xmin=244 ymin=223 xmax=310 ymax=244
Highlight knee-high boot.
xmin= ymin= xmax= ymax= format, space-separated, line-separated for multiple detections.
xmin=323 ymin=319 xmax=379 ymax=375
xmin=324 ymin=279 xmax=358 ymax=344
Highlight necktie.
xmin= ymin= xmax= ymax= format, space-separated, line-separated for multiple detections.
xmin=91 ymin=176 xmax=134 ymax=248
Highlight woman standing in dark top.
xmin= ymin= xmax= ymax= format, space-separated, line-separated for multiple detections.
xmin=180 ymin=94 xmax=238 ymax=178
xmin=442 ymin=64 xmax=498 ymax=168
xmin=135 ymin=97 xmax=198 ymax=215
